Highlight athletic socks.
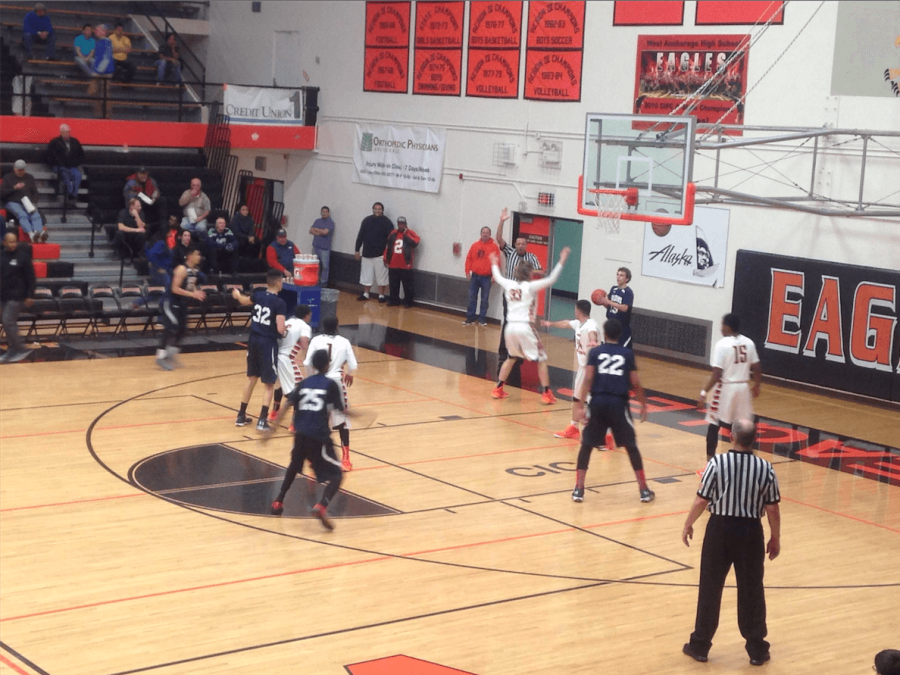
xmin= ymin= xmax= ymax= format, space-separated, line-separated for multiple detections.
xmin=273 ymin=388 xmax=283 ymax=406
xmin=239 ymin=401 xmax=248 ymax=415
xmin=156 ymin=348 xmax=166 ymax=360
xmin=259 ymin=405 xmax=269 ymax=421
xmin=338 ymin=425 xmax=350 ymax=448
xmin=575 ymin=469 xmax=586 ymax=490
xmin=496 ymin=381 xmax=504 ymax=389
xmin=635 ymin=469 xmax=648 ymax=491
xmin=542 ymin=386 xmax=550 ymax=394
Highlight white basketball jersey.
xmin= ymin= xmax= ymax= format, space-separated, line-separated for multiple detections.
xmin=305 ymin=333 xmax=358 ymax=381
xmin=711 ymin=333 xmax=759 ymax=383
xmin=278 ymin=318 xmax=311 ymax=358
xmin=569 ymin=318 xmax=601 ymax=368
xmin=492 ymin=262 xmax=563 ymax=323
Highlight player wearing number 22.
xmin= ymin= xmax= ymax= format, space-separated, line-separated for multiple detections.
xmin=267 ymin=349 xmax=345 ymax=531
xmin=383 ymin=216 xmax=420 ymax=307
xmin=232 ymin=269 xmax=287 ymax=432
xmin=572 ymin=318 xmax=655 ymax=504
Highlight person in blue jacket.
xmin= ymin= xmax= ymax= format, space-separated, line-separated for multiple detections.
xmin=206 ymin=216 xmax=238 ymax=274
xmin=22 ymin=3 xmax=56 ymax=60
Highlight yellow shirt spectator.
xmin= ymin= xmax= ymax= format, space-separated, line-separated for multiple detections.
xmin=109 ymin=31 xmax=130 ymax=61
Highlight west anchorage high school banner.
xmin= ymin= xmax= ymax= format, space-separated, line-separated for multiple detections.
xmin=641 ymin=205 xmax=729 ymax=287
xmin=733 ymin=251 xmax=900 ymax=402
xmin=352 ymin=124 xmax=447 ymax=193
xmin=223 ymin=84 xmax=305 ymax=125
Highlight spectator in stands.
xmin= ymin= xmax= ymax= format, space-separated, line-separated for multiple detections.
xmin=156 ymin=34 xmax=182 ymax=84
xmin=383 ymin=216 xmax=419 ymax=307
xmin=172 ymin=228 xmax=193 ymax=269
xmin=46 ymin=124 xmax=85 ymax=204
xmin=110 ymin=22 xmax=136 ymax=84
xmin=310 ymin=205 xmax=334 ymax=286
xmin=267 ymin=228 xmax=300 ymax=281
xmin=73 ymin=23 xmax=95 ymax=76
xmin=22 ymin=3 xmax=55 ymax=61
xmin=115 ymin=197 xmax=148 ymax=263
xmin=87 ymin=24 xmax=115 ymax=117
xmin=124 ymin=166 xmax=167 ymax=231
xmin=0 ymin=231 xmax=36 ymax=364
xmin=354 ymin=201 xmax=393 ymax=302
xmin=178 ymin=177 xmax=210 ymax=238
xmin=230 ymin=203 xmax=258 ymax=258
xmin=207 ymin=216 xmax=238 ymax=275
xmin=1 ymin=160 xmax=46 ymax=243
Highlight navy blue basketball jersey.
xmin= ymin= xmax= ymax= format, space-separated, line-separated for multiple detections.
xmin=285 ymin=373 xmax=344 ymax=441
xmin=249 ymin=289 xmax=287 ymax=340
xmin=606 ymin=285 xmax=633 ymax=328
xmin=587 ymin=343 xmax=636 ymax=398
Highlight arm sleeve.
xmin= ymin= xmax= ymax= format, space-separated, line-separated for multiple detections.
xmin=345 ymin=341 xmax=359 ymax=373
xmin=266 ymin=246 xmax=285 ymax=272
xmin=526 ymin=262 xmax=563 ymax=292
xmin=355 ymin=222 xmax=365 ymax=253
xmin=464 ymin=245 xmax=474 ymax=275
xmin=406 ymin=230 xmax=421 ymax=246
xmin=491 ymin=262 xmax=504 ymax=284
xmin=72 ymin=140 xmax=86 ymax=166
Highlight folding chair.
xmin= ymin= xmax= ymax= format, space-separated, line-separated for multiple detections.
xmin=89 ymin=285 xmax=119 ymax=336
xmin=22 ymin=287 xmax=61 ymax=340
xmin=56 ymin=286 xmax=93 ymax=337
xmin=114 ymin=284 xmax=152 ymax=335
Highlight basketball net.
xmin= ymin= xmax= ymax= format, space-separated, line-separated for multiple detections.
xmin=593 ymin=191 xmax=626 ymax=235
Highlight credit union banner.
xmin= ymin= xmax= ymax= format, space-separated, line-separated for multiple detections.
xmin=352 ymin=124 xmax=446 ymax=193
xmin=223 ymin=84 xmax=304 ymax=125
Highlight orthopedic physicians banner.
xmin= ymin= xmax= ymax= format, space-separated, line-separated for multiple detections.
xmin=641 ymin=205 xmax=729 ymax=287
xmin=733 ymin=251 xmax=900 ymax=402
xmin=352 ymin=124 xmax=446 ymax=193
xmin=223 ymin=84 xmax=304 ymax=125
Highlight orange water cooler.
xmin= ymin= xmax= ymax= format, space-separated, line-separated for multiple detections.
xmin=293 ymin=255 xmax=320 ymax=286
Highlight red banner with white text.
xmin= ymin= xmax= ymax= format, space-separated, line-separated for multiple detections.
xmin=524 ymin=1 xmax=585 ymax=101
xmin=467 ymin=1 xmax=522 ymax=98
xmin=413 ymin=1 xmax=464 ymax=95
xmin=364 ymin=2 xmax=411 ymax=93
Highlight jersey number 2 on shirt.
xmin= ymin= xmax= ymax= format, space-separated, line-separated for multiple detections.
xmin=596 ymin=353 xmax=625 ymax=376
xmin=252 ymin=305 xmax=271 ymax=326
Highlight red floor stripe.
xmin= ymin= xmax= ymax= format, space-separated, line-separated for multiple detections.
xmin=0 ymin=653 xmax=30 ymax=675
xmin=782 ymin=496 xmax=900 ymax=534
xmin=0 ymin=492 xmax=146 ymax=513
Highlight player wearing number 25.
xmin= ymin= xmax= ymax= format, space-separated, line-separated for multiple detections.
xmin=383 ymin=216 xmax=420 ymax=307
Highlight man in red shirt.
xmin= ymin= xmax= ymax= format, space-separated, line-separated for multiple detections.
xmin=383 ymin=216 xmax=420 ymax=307
xmin=463 ymin=226 xmax=501 ymax=325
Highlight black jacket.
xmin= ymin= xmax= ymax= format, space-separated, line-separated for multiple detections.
xmin=0 ymin=244 xmax=36 ymax=302
xmin=355 ymin=214 xmax=393 ymax=258
xmin=46 ymin=136 xmax=86 ymax=169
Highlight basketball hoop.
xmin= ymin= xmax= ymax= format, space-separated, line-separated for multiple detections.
xmin=589 ymin=187 xmax=639 ymax=235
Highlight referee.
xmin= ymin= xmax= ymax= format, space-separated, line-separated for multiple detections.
xmin=681 ymin=418 xmax=781 ymax=667
xmin=495 ymin=208 xmax=541 ymax=363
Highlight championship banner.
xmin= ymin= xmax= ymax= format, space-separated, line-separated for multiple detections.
xmin=413 ymin=1 xmax=463 ymax=96
xmin=223 ymin=84 xmax=304 ymax=125
xmin=641 ymin=205 xmax=729 ymax=287
xmin=364 ymin=1 xmax=411 ymax=93
xmin=695 ymin=1 xmax=784 ymax=26
xmin=524 ymin=1 xmax=585 ymax=101
xmin=613 ymin=1 xmax=684 ymax=26
xmin=352 ymin=124 xmax=447 ymax=193
xmin=467 ymin=1 xmax=522 ymax=98
xmin=633 ymin=34 xmax=749 ymax=129
xmin=733 ymin=251 xmax=900 ymax=402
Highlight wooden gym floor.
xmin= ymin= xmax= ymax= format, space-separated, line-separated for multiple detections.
xmin=1 ymin=291 xmax=897 ymax=675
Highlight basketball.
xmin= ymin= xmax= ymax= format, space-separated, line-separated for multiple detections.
xmin=652 ymin=222 xmax=672 ymax=237
xmin=591 ymin=289 xmax=607 ymax=305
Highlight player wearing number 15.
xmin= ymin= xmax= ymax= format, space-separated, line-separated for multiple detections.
xmin=699 ymin=313 xmax=761 ymax=461
xmin=232 ymin=269 xmax=287 ymax=432
xmin=572 ymin=319 xmax=654 ymax=504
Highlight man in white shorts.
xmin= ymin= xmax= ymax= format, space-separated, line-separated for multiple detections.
xmin=699 ymin=313 xmax=761 ymax=462
xmin=489 ymin=246 xmax=570 ymax=404
xmin=304 ymin=314 xmax=359 ymax=470
xmin=354 ymin=201 xmax=393 ymax=303
xmin=269 ymin=304 xmax=312 ymax=426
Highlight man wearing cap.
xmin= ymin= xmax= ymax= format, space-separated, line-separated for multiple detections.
xmin=0 ymin=160 xmax=46 ymax=243
xmin=383 ymin=216 xmax=420 ymax=307
xmin=46 ymin=124 xmax=85 ymax=203
xmin=266 ymin=228 xmax=300 ymax=281
xmin=178 ymin=177 xmax=210 ymax=239
xmin=22 ymin=3 xmax=56 ymax=61
xmin=354 ymin=201 xmax=393 ymax=302
xmin=124 ymin=166 xmax=167 ymax=233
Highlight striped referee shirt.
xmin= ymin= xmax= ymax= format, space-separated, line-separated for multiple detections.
xmin=698 ymin=450 xmax=780 ymax=518
xmin=502 ymin=243 xmax=542 ymax=279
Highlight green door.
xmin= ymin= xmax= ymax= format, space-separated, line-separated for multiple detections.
xmin=551 ymin=218 xmax=582 ymax=294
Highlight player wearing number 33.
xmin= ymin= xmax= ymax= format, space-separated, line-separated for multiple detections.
xmin=699 ymin=313 xmax=761 ymax=463
xmin=571 ymin=319 xmax=654 ymax=504
xmin=232 ymin=269 xmax=287 ymax=432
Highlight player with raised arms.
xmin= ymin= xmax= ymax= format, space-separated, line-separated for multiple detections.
xmin=572 ymin=318 xmax=654 ymax=504
xmin=232 ymin=269 xmax=287 ymax=432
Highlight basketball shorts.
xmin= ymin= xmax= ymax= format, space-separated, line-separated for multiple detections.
xmin=158 ymin=297 xmax=187 ymax=337
xmin=292 ymin=433 xmax=342 ymax=483
xmin=705 ymin=381 xmax=753 ymax=426
xmin=276 ymin=353 xmax=303 ymax=393
xmin=327 ymin=372 xmax=350 ymax=428
xmin=246 ymin=335 xmax=278 ymax=384
xmin=360 ymin=256 xmax=389 ymax=287
xmin=504 ymin=322 xmax=548 ymax=362
xmin=573 ymin=365 xmax=588 ymax=401
xmin=582 ymin=395 xmax=635 ymax=449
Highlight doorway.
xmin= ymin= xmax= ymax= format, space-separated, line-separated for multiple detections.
xmin=273 ymin=31 xmax=302 ymax=87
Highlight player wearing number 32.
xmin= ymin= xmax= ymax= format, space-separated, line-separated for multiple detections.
xmin=700 ymin=313 xmax=761 ymax=463
xmin=571 ymin=319 xmax=654 ymax=504
xmin=383 ymin=216 xmax=419 ymax=307
xmin=232 ymin=269 xmax=287 ymax=432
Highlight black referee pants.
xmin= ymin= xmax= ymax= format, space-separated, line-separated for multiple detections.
xmin=689 ymin=515 xmax=769 ymax=660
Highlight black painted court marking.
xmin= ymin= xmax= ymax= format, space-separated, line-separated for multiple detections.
xmin=0 ymin=640 xmax=50 ymax=675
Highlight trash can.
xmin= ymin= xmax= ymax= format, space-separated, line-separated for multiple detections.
xmin=320 ymin=288 xmax=340 ymax=321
